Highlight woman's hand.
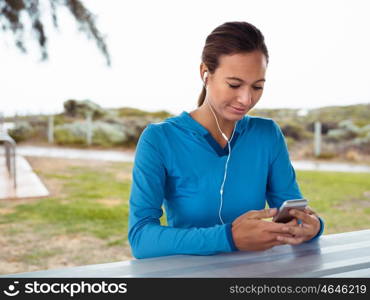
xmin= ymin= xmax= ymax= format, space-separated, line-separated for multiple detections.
xmin=231 ymin=208 xmax=297 ymax=251
xmin=276 ymin=207 xmax=321 ymax=245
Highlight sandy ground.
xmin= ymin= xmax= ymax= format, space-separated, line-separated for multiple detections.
xmin=0 ymin=157 xmax=133 ymax=276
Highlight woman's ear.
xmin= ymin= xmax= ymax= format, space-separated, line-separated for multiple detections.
xmin=202 ymin=71 xmax=208 ymax=83
xmin=200 ymin=63 xmax=209 ymax=84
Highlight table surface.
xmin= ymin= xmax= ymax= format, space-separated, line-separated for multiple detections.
xmin=3 ymin=229 xmax=370 ymax=278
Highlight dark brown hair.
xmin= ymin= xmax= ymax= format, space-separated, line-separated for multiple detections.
xmin=198 ymin=21 xmax=269 ymax=107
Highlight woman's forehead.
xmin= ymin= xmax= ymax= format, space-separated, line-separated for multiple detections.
xmin=216 ymin=52 xmax=267 ymax=80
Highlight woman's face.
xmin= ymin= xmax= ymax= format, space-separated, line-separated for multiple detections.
xmin=203 ymin=51 xmax=267 ymax=122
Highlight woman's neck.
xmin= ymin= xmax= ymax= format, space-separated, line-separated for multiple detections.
xmin=189 ymin=103 xmax=236 ymax=142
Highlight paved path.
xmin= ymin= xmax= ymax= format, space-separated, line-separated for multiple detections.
xmin=16 ymin=145 xmax=135 ymax=162
xmin=292 ymin=160 xmax=370 ymax=173
xmin=0 ymin=154 xmax=49 ymax=200
xmin=16 ymin=145 xmax=370 ymax=173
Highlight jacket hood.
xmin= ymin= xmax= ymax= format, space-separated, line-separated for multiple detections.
xmin=164 ymin=111 xmax=249 ymax=137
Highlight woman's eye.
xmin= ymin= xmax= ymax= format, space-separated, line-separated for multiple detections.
xmin=228 ymin=83 xmax=263 ymax=90
xmin=228 ymin=84 xmax=240 ymax=89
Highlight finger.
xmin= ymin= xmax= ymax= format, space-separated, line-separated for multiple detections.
xmin=246 ymin=208 xmax=277 ymax=220
xmin=305 ymin=206 xmax=317 ymax=215
xmin=271 ymin=233 xmax=295 ymax=241
xmin=232 ymin=214 xmax=245 ymax=227
xmin=289 ymin=209 xmax=314 ymax=224
xmin=282 ymin=224 xmax=308 ymax=237
xmin=276 ymin=235 xmax=305 ymax=245
xmin=285 ymin=218 xmax=298 ymax=226
xmin=262 ymin=221 xmax=294 ymax=234
xmin=232 ymin=210 xmax=255 ymax=226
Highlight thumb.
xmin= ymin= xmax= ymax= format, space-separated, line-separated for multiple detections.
xmin=246 ymin=208 xmax=277 ymax=220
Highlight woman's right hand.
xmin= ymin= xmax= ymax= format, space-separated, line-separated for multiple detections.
xmin=231 ymin=208 xmax=297 ymax=251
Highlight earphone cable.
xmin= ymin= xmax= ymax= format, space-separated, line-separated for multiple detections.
xmin=207 ymin=101 xmax=237 ymax=224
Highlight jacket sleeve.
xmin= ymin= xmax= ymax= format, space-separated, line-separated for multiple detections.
xmin=265 ymin=120 xmax=324 ymax=241
xmin=128 ymin=125 xmax=237 ymax=259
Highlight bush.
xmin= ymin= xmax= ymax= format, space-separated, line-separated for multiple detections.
xmin=54 ymin=122 xmax=87 ymax=145
xmin=306 ymin=121 xmax=337 ymax=134
xmin=350 ymin=133 xmax=370 ymax=154
xmin=54 ymin=121 xmax=129 ymax=147
xmin=284 ymin=137 xmax=295 ymax=150
xmin=7 ymin=121 xmax=34 ymax=142
xmin=338 ymin=120 xmax=360 ymax=134
xmin=281 ymin=123 xmax=312 ymax=141
xmin=326 ymin=128 xmax=351 ymax=141
xmin=116 ymin=107 xmax=172 ymax=119
xmin=316 ymin=152 xmax=337 ymax=159
xmin=326 ymin=120 xmax=361 ymax=142
xmin=92 ymin=121 xmax=127 ymax=146
xmin=359 ymin=124 xmax=370 ymax=137
xmin=63 ymin=99 xmax=106 ymax=119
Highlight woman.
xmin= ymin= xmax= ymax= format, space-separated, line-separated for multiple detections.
xmin=128 ymin=21 xmax=324 ymax=259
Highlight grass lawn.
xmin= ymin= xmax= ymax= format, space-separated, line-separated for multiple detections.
xmin=296 ymin=170 xmax=370 ymax=234
xmin=1 ymin=161 xmax=131 ymax=240
xmin=0 ymin=157 xmax=369 ymax=275
xmin=0 ymin=157 xmax=133 ymax=275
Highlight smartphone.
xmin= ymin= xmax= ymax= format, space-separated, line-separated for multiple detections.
xmin=272 ymin=198 xmax=308 ymax=223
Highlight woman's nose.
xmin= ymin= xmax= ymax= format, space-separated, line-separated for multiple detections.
xmin=237 ymin=88 xmax=253 ymax=106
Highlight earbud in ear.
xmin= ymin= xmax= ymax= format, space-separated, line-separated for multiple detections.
xmin=202 ymin=71 xmax=208 ymax=83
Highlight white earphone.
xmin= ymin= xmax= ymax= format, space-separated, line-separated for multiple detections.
xmin=202 ymin=70 xmax=237 ymax=224
xmin=203 ymin=71 xmax=229 ymax=142
xmin=202 ymin=71 xmax=208 ymax=84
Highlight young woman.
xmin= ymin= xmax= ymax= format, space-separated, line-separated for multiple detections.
xmin=128 ymin=21 xmax=324 ymax=259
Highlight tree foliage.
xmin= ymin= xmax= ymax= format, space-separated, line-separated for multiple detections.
xmin=0 ymin=0 xmax=110 ymax=65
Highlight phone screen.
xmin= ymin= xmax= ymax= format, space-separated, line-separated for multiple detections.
xmin=272 ymin=199 xmax=308 ymax=223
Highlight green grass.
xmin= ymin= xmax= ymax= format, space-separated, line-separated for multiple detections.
xmin=1 ymin=165 xmax=369 ymax=245
xmin=22 ymin=249 xmax=64 ymax=265
xmin=296 ymin=170 xmax=370 ymax=234
xmin=1 ymin=162 xmax=368 ymax=275
xmin=1 ymin=162 xmax=132 ymax=240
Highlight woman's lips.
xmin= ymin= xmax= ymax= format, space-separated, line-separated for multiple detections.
xmin=230 ymin=106 xmax=247 ymax=114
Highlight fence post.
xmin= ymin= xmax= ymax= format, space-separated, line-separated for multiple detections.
xmin=86 ymin=111 xmax=93 ymax=146
xmin=314 ymin=121 xmax=322 ymax=157
xmin=48 ymin=115 xmax=54 ymax=143
xmin=14 ymin=112 xmax=18 ymax=127
xmin=0 ymin=112 xmax=4 ymax=133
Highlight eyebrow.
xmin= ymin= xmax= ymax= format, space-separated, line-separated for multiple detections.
xmin=226 ymin=77 xmax=266 ymax=83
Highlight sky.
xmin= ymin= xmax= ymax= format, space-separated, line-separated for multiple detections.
xmin=0 ymin=0 xmax=370 ymax=116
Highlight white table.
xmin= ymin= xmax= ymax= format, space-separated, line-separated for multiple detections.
xmin=3 ymin=230 xmax=370 ymax=278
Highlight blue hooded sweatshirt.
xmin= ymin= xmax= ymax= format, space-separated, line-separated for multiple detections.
xmin=128 ymin=111 xmax=324 ymax=259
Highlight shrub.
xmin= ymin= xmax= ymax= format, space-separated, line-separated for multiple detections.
xmin=284 ymin=137 xmax=295 ymax=150
xmin=63 ymin=99 xmax=106 ymax=118
xmin=7 ymin=121 xmax=34 ymax=142
xmin=116 ymin=107 xmax=172 ymax=119
xmin=316 ymin=152 xmax=337 ymax=159
xmin=54 ymin=121 xmax=129 ymax=146
xmin=92 ymin=121 xmax=127 ymax=146
xmin=54 ymin=122 xmax=87 ymax=145
xmin=281 ymin=123 xmax=312 ymax=141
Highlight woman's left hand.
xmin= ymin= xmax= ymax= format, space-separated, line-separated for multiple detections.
xmin=276 ymin=207 xmax=321 ymax=245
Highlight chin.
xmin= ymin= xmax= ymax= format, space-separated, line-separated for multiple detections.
xmin=223 ymin=112 xmax=245 ymax=123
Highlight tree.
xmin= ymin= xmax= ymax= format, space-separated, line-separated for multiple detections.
xmin=0 ymin=0 xmax=111 ymax=65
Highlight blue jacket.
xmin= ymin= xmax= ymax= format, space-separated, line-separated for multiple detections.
xmin=128 ymin=111 xmax=324 ymax=258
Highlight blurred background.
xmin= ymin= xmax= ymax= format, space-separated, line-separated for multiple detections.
xmin=1 ymin=0 xmax=370 ymax=275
